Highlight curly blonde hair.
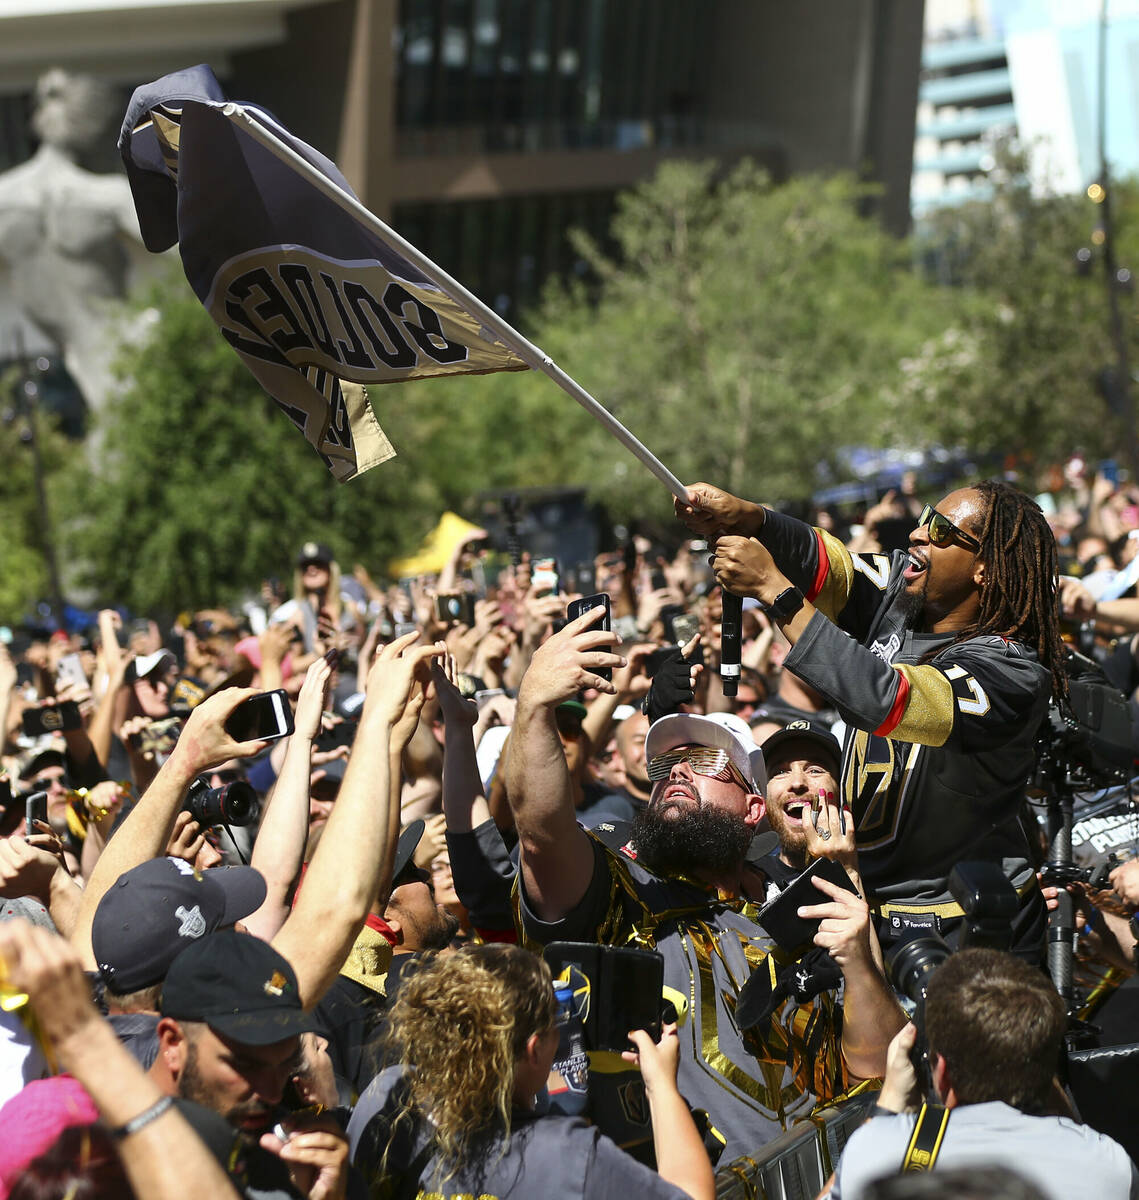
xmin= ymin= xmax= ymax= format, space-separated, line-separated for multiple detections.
xmin=383 ymin=944 xmax=556 ymax=1176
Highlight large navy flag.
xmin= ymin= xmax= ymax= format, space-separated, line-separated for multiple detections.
xmin=119 ymin=65 xmax=527 ymax=481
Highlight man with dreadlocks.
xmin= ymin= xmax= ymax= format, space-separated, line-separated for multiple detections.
xmin=678 ymin=480 xmax=1066 ymax=962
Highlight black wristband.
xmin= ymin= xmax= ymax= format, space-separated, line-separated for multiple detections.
xmin=871 ymin=1103 xmax=901 ymax=1119
xmin=109 ymin=1095 xmax=175 ymax=1140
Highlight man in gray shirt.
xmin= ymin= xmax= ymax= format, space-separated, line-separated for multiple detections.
xmin=830 ymin=948 xmax=1138 ymax=1200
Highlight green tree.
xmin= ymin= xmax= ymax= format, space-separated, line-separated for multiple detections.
xmin=0 ymin=367 xmax=71 ymax=624
xmin=902 ymin=145 xmax=1139 ymax=472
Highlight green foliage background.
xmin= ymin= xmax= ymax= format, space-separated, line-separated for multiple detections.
xmin=6 ymin=152 xmax=1139 ymax=620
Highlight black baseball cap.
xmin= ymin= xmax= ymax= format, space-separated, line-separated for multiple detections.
xmin=296 ymin=541 xmax=334 ymax=567
xmin=392 ymin=819 xmax=426 ymax=883
xmin=161 ymin=929 xmax=316 ymax=1045
xmin=760 ymin=720 xmax=842 ymax=773
xmin=93 ymin=857 xmax=267 ymax=994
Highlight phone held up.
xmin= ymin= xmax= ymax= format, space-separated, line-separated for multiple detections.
xmin=433 ymin=593 xmax=476 ymax=627
xmin=566 ymin=593 xmax=612 ymax=683
xmin=22 ymin=701 xmax=82 ymax=738
xmin=224 ymin=689 xmax=294 ymax=744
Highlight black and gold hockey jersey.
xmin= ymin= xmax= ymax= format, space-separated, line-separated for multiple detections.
xmin=759 ymin=509 xmax=1050 ymax=936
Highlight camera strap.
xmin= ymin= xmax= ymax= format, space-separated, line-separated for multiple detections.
xmin=901 ymin=1102 xmax=950 ymax=1172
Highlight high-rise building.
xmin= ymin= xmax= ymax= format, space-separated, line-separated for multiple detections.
xmin=0 ymin=0 xmax=925 ymax=380
xmin=913 ymin=0 xmax=1139 ymax=218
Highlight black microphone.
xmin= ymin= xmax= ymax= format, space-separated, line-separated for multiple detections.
xmin=720 ymin=588 xmax=742 ymax=697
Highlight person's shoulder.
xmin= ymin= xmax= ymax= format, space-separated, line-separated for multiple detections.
xmin=937 ymin=634 xmax=1051 ymax=689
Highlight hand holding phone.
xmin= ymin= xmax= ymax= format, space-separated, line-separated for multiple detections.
xmin=22 ymin=702 xmax=82 ymax=738
xmin=566 ymin=594 xmax=612 ymax=682
xmin=223 ymin=689 xmax=294 ymax=744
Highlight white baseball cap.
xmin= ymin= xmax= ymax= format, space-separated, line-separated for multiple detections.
xmin=645 ymin=712 xmax=767 ymax=794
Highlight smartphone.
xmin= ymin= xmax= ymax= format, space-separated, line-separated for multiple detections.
xmin=433 ymin=593 xmax=476 ymax=627
xmin=22 ymin=701 xmax=82 ymax=737
xmin=55 ymin=653 xmax=87 ymax=691
xmin=531 ymin=557 xmax=560 ymax=595
xmin=566 ymin=593 xmax=612 ymax=682
xmin=25 ymin=790 xmax=47 ymax=831
xmin=132 ymin=716 xmax=184 ymax=758
xmin=668 ymin=612 xmax=701 ymax=647
xmin=757 ymin=857 xmax=859 ymax=952
xmin=224 ymin=689 xmax=294 ymax=743
xmin=394 ymin=621 xmax=419 ymax=639
xmin=544 ymin=942 xmax=664 ymax=1051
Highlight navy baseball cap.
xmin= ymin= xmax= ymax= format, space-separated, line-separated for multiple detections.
xmin=93 ymin=857 xmax=266 ymax=994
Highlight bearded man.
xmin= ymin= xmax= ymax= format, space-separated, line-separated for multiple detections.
xmin=504 ymin=609 xmax=903 ymax=1164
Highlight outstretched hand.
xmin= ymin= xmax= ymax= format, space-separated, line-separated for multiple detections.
xmin=362 ymin=632 xmax=446 ymax=742
xmin=432 ymin=653 xmax=478 ymax=728
xmin=173 ymin=687 xmax=272 ymax=773
xmin=518 ymin=605 xmax=623 ymax=709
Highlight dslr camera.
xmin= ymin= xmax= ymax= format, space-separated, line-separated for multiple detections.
xmin=183 ymin=776 xmax=256 ymax=828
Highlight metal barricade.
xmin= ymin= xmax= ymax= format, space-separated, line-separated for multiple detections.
xmin=715 ymin=1093 xmax=879 ymax=1200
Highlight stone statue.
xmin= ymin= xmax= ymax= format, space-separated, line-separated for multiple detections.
xmin=0 ymin=69 xmax=161 ymax=417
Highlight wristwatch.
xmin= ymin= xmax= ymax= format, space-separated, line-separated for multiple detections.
xmin=766 ymin=585 xmax=805 ymax=623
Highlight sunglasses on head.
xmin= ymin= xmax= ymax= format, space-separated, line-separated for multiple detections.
xmin=918 ymin=504 xmax=981 ymax=553
xmin=647 ymin=746 xmax=751 ymax=791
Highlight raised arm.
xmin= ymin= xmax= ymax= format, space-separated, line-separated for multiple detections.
xmin=622 ymin=1026 xmax=715 ymax=1200
xmin=70 ymin=688 xmax=270 ymax=969
xmin=433 ymin=654 xmax=492 ymax=834
xmin=0 ymin=920 xmax=243 ymax=1200
xmin=504 ymin=607 xmax=623 ymax=922
xmin=244 ymin=658 xmax=334 ymax=940
xmin=273 ymin=634 xmax=445 ymax=1008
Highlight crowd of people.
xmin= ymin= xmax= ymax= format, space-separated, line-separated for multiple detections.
xmin=1 ymin=462 xmax=1139 ymax=1200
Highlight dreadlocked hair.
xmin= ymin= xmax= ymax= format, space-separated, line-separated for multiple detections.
xmin=967 ymin=479 xmax=1069 ymax=703
xmin=381 ymin=944 xmax=556 ymax=1181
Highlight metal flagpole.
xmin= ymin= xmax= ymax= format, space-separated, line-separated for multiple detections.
xmin=224 ymin=103 xmax=690 ymax=502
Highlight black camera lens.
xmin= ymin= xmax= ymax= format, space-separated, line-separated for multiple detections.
xmin=887 ymin=934 xmax=951 ymax=1005
xmin=184 ymin=778 xmax=256 ymax=828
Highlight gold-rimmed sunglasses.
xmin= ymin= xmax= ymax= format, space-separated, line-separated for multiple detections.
xmin=646 ymin=746 xmax=751 ymax=791
xmin=918 ymin=504 xmax=981 ymax=553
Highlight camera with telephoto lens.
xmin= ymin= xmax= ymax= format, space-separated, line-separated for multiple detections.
xmin=886 ymin=862 xmax=1018 ymax=1095
xmin=183 ymin=777 xmax=256 ymax=828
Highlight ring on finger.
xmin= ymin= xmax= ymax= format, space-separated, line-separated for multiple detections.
xmin=819 ymin=829 xmax=832 ymax=841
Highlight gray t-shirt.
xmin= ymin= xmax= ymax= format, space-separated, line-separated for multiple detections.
xmin=348 ymin=1065 xmax=689 ymax=1200
xmin=831 ymin=1102 xmax=1139 ymax=1200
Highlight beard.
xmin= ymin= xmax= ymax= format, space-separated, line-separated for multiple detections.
xmin=896 ymin=574 xmax=927 ymax=629
xmin=631 ymin=801 xmax=753 ymax=878
xmin=415 ymin=906 xmax=462 ymax=951
xmin=178 ymin=1034 xmax=275 ymax=1132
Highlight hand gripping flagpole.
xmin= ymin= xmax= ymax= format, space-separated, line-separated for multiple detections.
xmin=224 ymin=104 xmax=689 ymax=503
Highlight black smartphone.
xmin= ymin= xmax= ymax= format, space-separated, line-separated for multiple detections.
xmin=757 ymin=857 xmax=859 ymax=953
xmin=224 ymin=689 xmax=294 ymax=743
xmin=433 ymin=593 xmax=476 ymax=627
xmin=566 ymin=593 xmax=612 ymax=682
xmin=544 ymin=942 xmax=664 ymax=1051
xmin=22 ymin=701 xmax=82 ymax=737
xmin=25 ymin=790 xmax=47 ymax=831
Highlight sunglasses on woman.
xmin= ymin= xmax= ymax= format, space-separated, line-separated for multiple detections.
xmin=646 ymin=746 xmax=751 ymax=791
xmin=918 ymin=504 xmax=981 ymax=553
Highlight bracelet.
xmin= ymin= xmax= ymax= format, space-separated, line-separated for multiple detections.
xmin=870 ymin=1103 xmax=901 ymax=1119
xmin=109 ymin=1095 xmax=175 ymax=1139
